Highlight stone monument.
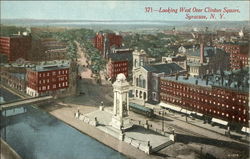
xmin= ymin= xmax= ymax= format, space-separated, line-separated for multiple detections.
xmin=110 ymin=73 xmax=132 ymax=131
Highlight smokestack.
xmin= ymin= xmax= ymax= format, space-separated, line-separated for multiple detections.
xmin=200 ymin=43 xmax=204 ymax=64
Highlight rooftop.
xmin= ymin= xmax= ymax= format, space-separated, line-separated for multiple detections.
xmin=161 ymin=68 xmax=249 ymax=93
xmin=143 ymin=63 xmax=184 ymax=74
xmin=10 ymin=73 xmax=26 ymax=80
xmin=29 ymin=60 xmax=70 ymax=72
xmin=108 ymin=52 xmax=133 ymax=61
xmin=186 ymin=47 xmax=226 ymax=58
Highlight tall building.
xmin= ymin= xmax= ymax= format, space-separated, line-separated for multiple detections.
xmin=214 ymin=43 xmax=249 ymax=70
xmin=93 ymin=32 xmax=122 ymax=58
xmin=0 ymin=34 xmax=32 ymax=62
xmin=160 ymin=68 xmax=249 ymax=127
xmin=26 ymin=61 xmax=69 ymax=97
xmin=106 ymin=52 xmax=132 ymax=81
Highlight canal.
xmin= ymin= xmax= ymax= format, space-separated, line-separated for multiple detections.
xmin=0 ymin=88 xmax=126 ymax=159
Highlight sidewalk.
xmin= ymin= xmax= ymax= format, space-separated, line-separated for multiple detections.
xmin=130 ymin=99 xmax=249 ymax=146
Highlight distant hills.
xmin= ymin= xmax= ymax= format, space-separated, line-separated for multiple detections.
xmin=1 ymin=19 xmax=249 ymax=32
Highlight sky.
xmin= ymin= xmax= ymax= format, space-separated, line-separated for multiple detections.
xmin=1 ymin=1 xmax=249 ymax=21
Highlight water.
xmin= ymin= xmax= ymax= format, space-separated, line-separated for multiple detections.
xmin=0 ymin=88 xmax=126 ymax=159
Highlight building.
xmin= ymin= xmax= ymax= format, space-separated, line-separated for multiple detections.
xmin=132 ymin=50 xmax=186 ymax=103
xmin=0 ymin=34 xmax=32 ymax=62
xmin=107 ymin=51 xmax=132 ymax=81
xmin=26 ymin=61 xmax=70 ymax=97
xmin=0 ymin=67 xmax=27 ymax=92
xmin=162 ymin=55 xmax=187 ymax=70
xmin=214 ymin=43 xmax=249 ymax=70
xmin=29 ymin=37 xmax=68 ymax=61
xmin=186 ymin=46 xmax=230 ymax=77
xmin=93 ymin=32 xmax=122 ymax=58
xmin=160 ymin=68 xmax=249 ymax=127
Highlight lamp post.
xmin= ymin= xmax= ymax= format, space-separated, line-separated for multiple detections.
xmin=161 ymin=110 xmax=165 ymax=132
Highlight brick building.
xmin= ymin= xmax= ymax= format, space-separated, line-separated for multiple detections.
xmin=106 ymin=51 xmax=132 ymax=81
xmin=26 ymin=62 xmax=69 ymax=97
xmin=0 ymin=35 xmax=32 ymax=62
xmin=93 ymin=32 xmax=122 ymax=58
xmin=0 ymin=67 xmax=27 ymax=92
xmin=214 ymin=43 xmax=249 ymax=70
xmin=29 ymin=37 xmax=68 ymax=61
xmin=160 ymin=69 xmax=249 ymax=127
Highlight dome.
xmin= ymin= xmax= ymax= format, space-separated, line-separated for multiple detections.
xmin=116 ymin=73 xmax=126 ymax=81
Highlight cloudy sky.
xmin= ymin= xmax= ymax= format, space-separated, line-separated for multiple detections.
xmin=1 ymin=1 xmax=249 ymax=21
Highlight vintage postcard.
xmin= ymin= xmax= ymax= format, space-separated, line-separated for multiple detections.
xmin=0 ymin=1 xmax=249 ymax=159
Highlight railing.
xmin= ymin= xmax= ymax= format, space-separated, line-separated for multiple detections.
xmin=1 ymin=96 xmax=53 ymax=109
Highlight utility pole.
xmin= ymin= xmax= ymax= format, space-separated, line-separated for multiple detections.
xmin=161 ymin=110 xmax=164 ymax=132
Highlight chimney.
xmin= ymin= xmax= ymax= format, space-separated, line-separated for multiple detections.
xmin=200 ymin=43 xmax=204 ymax=64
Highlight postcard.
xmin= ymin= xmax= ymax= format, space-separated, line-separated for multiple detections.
xmin=0 ymin=1 xmax=249 ymax=159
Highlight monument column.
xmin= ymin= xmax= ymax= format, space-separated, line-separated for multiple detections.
xmin=113 ymin=91 xmax=117 ymax=115
xmin=110 ymin=73 xmax=132 ymax=132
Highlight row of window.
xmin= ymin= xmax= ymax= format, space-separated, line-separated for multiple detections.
xmin=162 ymin=88 xmax=247 ymax=106
xmin=162 ymin=97 xmax=248 ymax=123
xmin=38 ymin=70 xmax=68 ymax=77
xmin=161 ymin=94 xmax=247 ymax=113
xmin=135 ymin=90 xmax=147 ymax=100
xmin=38 ymin=76 xmax=68 ymax=84
xmin=113 ymin=62 xmax=127 ymax=67
xmin=161 ymin=81 xmax=248 ymax=103
xmin=113 ymin=67 xmax=127 ymax=72
xmin=38 ymin=82 xmax=68 ymax=91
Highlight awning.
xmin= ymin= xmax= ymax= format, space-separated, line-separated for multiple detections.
xmin=159 ymin=102 xmax=182 ymax=112
xmin=191 ymin=112 xmax=204 ymax=117
xmin=211 ymin=118 xmax=228 ymax=126
xmin=180 ymin=109 xmax=192 ymax=115
xmin=241 ymin=127 xmax=250 ymax=134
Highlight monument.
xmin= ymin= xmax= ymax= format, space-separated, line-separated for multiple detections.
xmin=110 ymin=73 xmax=132 ymax=131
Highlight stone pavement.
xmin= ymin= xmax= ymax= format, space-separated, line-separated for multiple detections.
xmin=47 ymin=105 xmax=166 ymax=159
xmin=82 ymin=109 xmax=172 ymax=153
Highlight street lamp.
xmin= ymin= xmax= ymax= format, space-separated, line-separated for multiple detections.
xmin=161 ymin=110 xmax=165 ymax=132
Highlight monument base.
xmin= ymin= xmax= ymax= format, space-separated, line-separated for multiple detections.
xmin=110 ymin=115 xmax=133 ymax=131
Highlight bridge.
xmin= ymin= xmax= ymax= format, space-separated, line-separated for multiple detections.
xmin=0 ymin=96 xmax=54 ymax=110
